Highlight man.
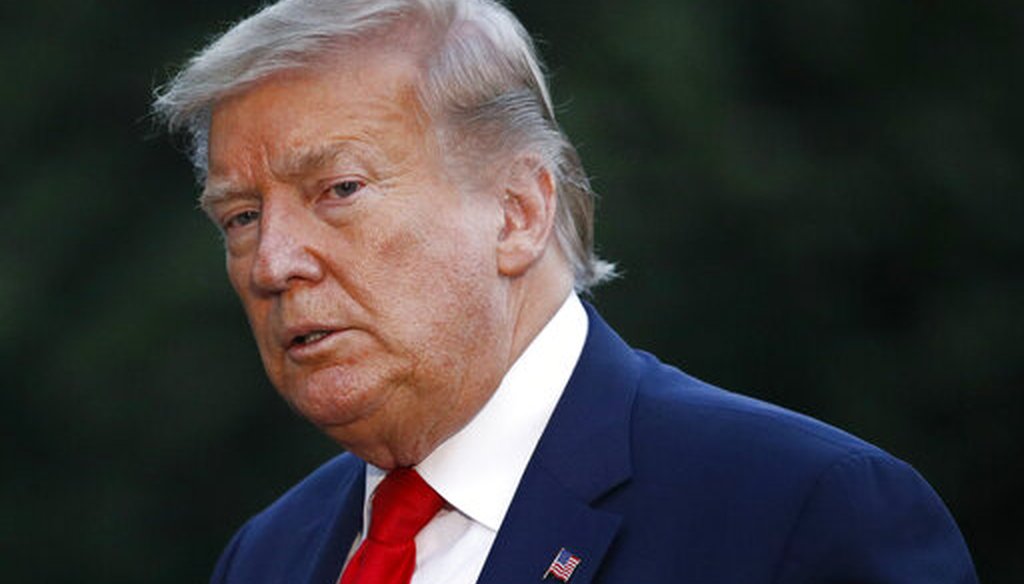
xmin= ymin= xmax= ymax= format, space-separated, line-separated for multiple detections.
xmin=155 ymin=0 xmax=978 ymax=582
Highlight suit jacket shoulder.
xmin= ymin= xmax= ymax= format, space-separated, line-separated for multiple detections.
xmin=477 ymin=303 xmax=978 ymax=584
xmin=624 ymin=349 xmax=976 ymax=582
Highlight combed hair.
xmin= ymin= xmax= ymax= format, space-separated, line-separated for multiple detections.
xmin=153 ymin=0 xmax=616 ymax=291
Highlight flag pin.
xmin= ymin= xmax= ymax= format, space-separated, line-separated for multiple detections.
xmin=543 ymin=548 xmax=582 ymax=582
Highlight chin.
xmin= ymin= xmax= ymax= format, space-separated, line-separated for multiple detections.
xmin=283 ymin=364 xmax=396 ymax=429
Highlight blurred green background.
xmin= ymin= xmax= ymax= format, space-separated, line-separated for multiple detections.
xmin=2 ymin=0 xmax=1020 ymax=581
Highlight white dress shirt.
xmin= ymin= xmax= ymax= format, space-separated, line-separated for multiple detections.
xmin=345 ymin=293 xmax=589 ymax=584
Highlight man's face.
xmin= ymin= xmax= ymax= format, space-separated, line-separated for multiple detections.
xmin=203 ymin=50 xmax=513 ymax=467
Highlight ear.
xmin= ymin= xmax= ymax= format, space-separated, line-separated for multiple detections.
xmin=496 ymin=154 xmax=558 ymax=278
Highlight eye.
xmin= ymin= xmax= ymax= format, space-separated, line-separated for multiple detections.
xmin=224 ymin=210 xmax=260 ymax=231
xmin=329 ymin=180 xmax=365 ymax=199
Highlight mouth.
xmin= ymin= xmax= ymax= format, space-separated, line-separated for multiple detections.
xmin=288 ymin=329 xmax=336 ymax=349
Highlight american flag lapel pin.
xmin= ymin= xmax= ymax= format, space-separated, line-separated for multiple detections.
xmin=543 ymin=548 xmax=582 ymax=582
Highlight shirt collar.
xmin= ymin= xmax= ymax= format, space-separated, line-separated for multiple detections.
xmin=363 ymin=292 xmax=588 ymax=532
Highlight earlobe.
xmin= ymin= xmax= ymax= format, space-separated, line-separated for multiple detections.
xmin=496 ymin=155 xmax=558 ymax=278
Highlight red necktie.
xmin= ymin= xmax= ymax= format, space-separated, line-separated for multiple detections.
xmin=339 ymin=468 xmax=444 ymax=584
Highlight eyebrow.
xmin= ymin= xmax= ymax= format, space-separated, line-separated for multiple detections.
xmin=199 ymin=140 xmax=377 ymax=211
xmin=198 ymin=181 xmax=255 ymax=214
xmin=272 ymin=139 xmax=377 ymax=179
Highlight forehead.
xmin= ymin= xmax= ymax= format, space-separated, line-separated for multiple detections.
xmin=205 ymin=48 xmax=431 ymax=183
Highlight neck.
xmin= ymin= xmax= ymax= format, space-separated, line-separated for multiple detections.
xmin=347 ymin=253 xmax=574 ymax=470
xmin=502 ymin=251 xmax=575 ymax=374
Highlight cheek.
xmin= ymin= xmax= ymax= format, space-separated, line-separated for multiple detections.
xmin=225 ymin=252 xmax=250 ymax=294
xmin=373 ymin=222 xmax=426 ymax=263
xmin=365 ymin=208 xmax=497 ymax=338
xmin=374 ymin=211 xmax=495 ymax=295
xmin=226 ymin=258 xmax=275 ymax=351
xmin=363 ymin=204 xmax=441 ymax=286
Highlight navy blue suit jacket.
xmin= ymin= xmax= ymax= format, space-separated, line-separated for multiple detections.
xmin=211 ymin=304 xmax=978 ymax=583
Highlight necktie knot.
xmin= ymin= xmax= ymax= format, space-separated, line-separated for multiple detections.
xmin=367 ymin=468 xmax=444 ymax=545
xmin=338 ymin=468 xmax=443 ymax=584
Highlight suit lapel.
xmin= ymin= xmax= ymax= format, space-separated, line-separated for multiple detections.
xmin=304 ymin=461 xmax=366 ymax=584
xmin=476 ymin=465 xmax=623 ymax=584
xmin=478 ymin=303 xmax=641 ymax=584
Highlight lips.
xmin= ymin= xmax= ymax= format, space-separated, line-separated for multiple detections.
xmin=291 ymin=330 xmax=333 ymax=347
xmin=283 ymin=324 xmax=344 ymax=352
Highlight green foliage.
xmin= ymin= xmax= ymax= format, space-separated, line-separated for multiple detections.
xmin=2 ymin=0 xmax=1019 ymax=580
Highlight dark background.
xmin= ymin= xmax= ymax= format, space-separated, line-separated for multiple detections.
xmin=2 ymin=0 xmax=1020 ymax=581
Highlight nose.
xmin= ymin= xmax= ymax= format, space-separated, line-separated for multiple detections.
xmin=250 ymin=197 xmax=323 ymax=294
